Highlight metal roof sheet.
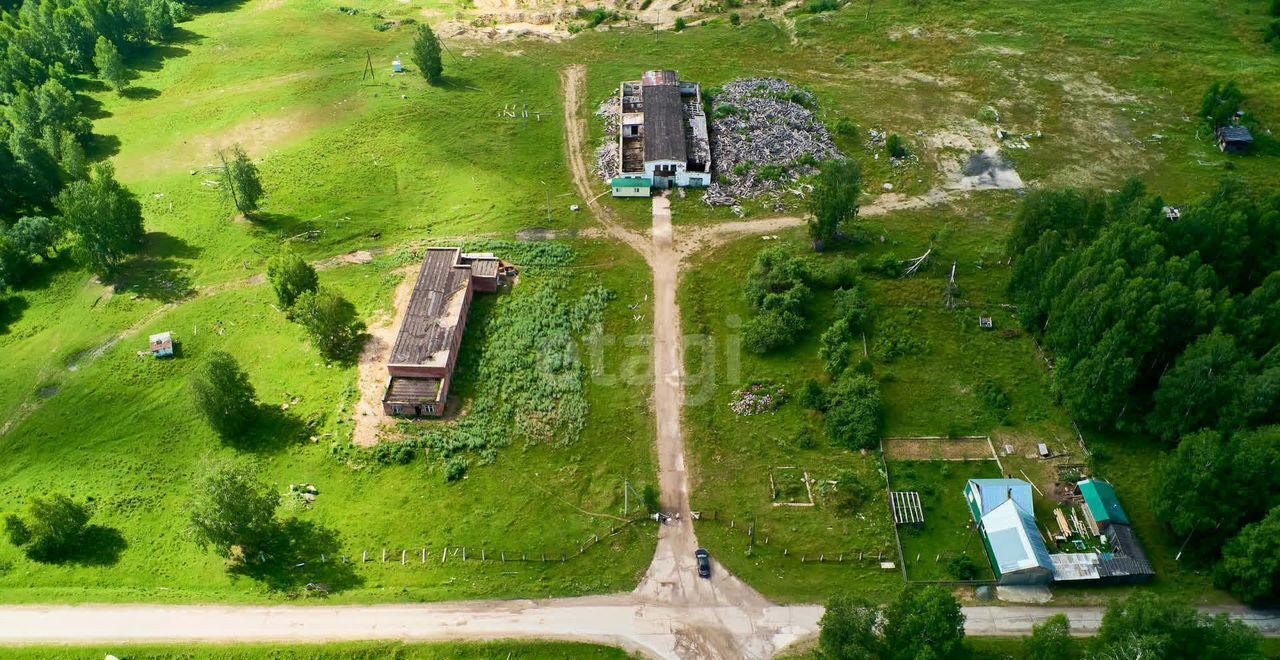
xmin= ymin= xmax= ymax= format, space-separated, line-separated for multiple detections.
xmin=982 ymin=498 xmax=1054 ymax=575
xmin=1077 ymin=479 xmax=1130 ymax=526
xmin=968 ymin=479 xmax=1035 ymax=517
xmin=642 ymin=83 xmax=687 ymax=163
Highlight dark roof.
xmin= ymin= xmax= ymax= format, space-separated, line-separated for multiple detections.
xmin=1217 ymin=126 xmax=1253 ymax=143
xmin=383 ymin=376 xmax=442 ymax=404
xmin=388 ymin=248 xmax=471 ymax=367
xmin=1098 ymin=523 xmax=1154 ymax=578
xmin=642 ymin=83 xmax=687 ymax=163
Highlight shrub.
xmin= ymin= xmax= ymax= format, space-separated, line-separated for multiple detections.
xmin=803 ymin=0 xmax=838 ymax=13
xmin=947 ymin=554 xmax=980 ymax=580
xmin=819 ymin=321 xmax=855 ymax=375
xmin=977 ymin=379 xmax=1011 ymax=424
xmin=729 ymin=12 xmax=741 ymax=24
xmin=977 ymin=106 xmax=1000 ymax=124
xmin=831 ymin=286 xmax=871 ymax=332
xmin=1200 ymin=81 xmax=1244 ymax=128
xmin=800 ymin=379 xmax=827 ymax=411
xmin=1272 ymin=0 xmax=1280 ymax=16
xmin=824 ymin=373 xmax=883 ymax=450
xmin=866 ymin=252 xmax=904 ymax=277
xmin=743 ymin=309 xmax=806 ymax=354
xmin=834 ymin=117 xmax=860 ymax=143
xmin=835 ymin=469 xmax=870 ymax=512
xmin=1267 ymin=19 xmax=1280 ymax=49
xmin=886 ymin=133 xmax=909 ymax=159
xmin=873 ymin=320 xmax=925 ymax=361
xmin=444 ymin=456 xmax=469 ymax=482
xmin=673 ymin=17 xmax=686 ymax=30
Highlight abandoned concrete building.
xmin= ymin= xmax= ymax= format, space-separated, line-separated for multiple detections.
xmin=611 ymin=70 xmax=711 ymax=196
xmin=381 ymin=247 xmax=501 ymax=417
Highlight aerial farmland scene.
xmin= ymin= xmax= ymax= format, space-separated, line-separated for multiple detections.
xmin=1 ymin=0 xmax=1279 ymax=657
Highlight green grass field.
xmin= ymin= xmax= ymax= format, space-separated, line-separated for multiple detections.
xmin=886 ymin=460 xmax=999 ymax=582
xmin=3 ymin=0 xmax=1280 ymax=609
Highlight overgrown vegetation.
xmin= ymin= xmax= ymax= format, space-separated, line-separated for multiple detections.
xmin=345 ymin=251 xmax=615 ymax=482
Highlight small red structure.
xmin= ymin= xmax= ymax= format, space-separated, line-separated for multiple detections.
xmin=381 ymin=248 xmax=503 ymax=417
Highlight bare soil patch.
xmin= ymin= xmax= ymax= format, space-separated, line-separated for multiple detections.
xmin=882 ymin=436 xmax=994 ymax=461
xmin=351 ymin=265 xmax=418 ymax=447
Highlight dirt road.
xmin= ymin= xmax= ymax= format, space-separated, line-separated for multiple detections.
xmin=1 ymin=602 xmax=1274 ymax=655
xmin=5 ymin=64 xmax=1278 ymax=660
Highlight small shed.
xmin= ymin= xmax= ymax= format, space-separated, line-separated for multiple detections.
xmin=979 ymin=316 xmax=994 ymax=330
xmin=392 ymin=58 xmax=403 ymax=73
xmin=611 ymin=176 xmax=652 ymax=198
xmin=1077 ymin=478 xmax=1130 ymax=526
xmin=1216 ymin=125 xmax=1253 ymax=154
xmin=149 ymin=332 xmax=174 ymax=358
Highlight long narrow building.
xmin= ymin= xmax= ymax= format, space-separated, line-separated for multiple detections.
xmin=381 ymin=248 xmax=499 ymax=417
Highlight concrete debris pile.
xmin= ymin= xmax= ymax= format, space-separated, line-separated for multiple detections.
xmin=704 ymin=78 xmax=843 ymax=211
xmin=729 ymin=382 xmax=786 ymax=416
xmin=595 ymin=96 xmax=621 ymax=182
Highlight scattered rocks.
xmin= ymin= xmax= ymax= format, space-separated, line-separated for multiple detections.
xmin=704 ymin=78 xmax=843 ymax=208
xmin=730 ymin=381 xmax=786 ymax=416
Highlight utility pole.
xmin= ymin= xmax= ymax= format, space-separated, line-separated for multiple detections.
xmin=541 ymin=180 xmax=552 ymax=224
xmin=361 ymin=51 xmax=375 ymax=83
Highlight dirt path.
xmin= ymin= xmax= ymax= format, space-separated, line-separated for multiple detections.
xmin=350 ymin=265 xmax=418 ymax=447
xmin=560 ymin=65 xmax=652 ymax=262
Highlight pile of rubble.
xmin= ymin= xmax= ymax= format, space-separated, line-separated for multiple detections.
xmin=704 ymin=78 xmax=843 ymax=210
xmin=729 ymin=382 xmax=786 ymax=416
xmin=595 ymin=95 xmax=621 ymax=182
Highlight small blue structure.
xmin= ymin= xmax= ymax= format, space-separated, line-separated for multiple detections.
xmin=392 ymin=58 xmax=403 ymax=74
xmin=149 ymin=332 xmax=174 ymax=358
xmin=965 ymin=478 xmax=1054 ymax=585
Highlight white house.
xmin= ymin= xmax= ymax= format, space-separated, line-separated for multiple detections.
xmin=613 ymin=70 xmax=711 ymax=195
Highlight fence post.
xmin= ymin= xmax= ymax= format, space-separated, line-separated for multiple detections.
xmin=422 ymin=548 xmax=426 ymax=563
xmin=382 ymin=548 xmax=386 ymax=563
xmin=442 ymin=547 xmax=448 ymax=563
xmin=462 ymin=547 xmax=467 ymax=561
xmin=784 ymin=548 xmax=788 ymax=556
xmin=481 ymin=548 xmax=486 ymax=561
xmin=362 ymin=550 xmax=367 ymax=563
xmin=502 ymin=551 xmax=506 ymax=563
xmin=401 ymin=550 xmax=406 ymax=565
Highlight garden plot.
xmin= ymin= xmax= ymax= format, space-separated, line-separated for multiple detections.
xmin=886 ymin=459 xmax=1000 ymax=582
xmin=769 ymin=467 xmax=815 ymax=507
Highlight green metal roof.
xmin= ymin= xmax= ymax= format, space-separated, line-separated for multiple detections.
xmin=1078 ymin=479 xmax=1130 ymax=526
xmin=611 ymin=177 xmax=652 ymax=187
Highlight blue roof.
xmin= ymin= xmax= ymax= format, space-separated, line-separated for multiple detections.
xmin=982 ymin=498 xmax=1054 ymax=575
xmin=967 ymin=479 xmax=1035 ymax=517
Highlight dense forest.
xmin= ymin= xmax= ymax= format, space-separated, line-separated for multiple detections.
xmin=1007 ymin=179 xmax=1280 ymax=603
xmin=0 ymin=0 xmax=196 ymax=289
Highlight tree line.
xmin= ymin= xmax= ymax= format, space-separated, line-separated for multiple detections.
xmin=817 ymin=587 xmax=1266 ymax=660
xmin=1006 ymin=178 xmax=1280 ymax=604
xmin=0 ymin=0 xmax=202 ymax=290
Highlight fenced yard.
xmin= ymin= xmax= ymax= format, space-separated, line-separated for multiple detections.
xmin=886 ymin=459 xmax=1001 ymax=582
